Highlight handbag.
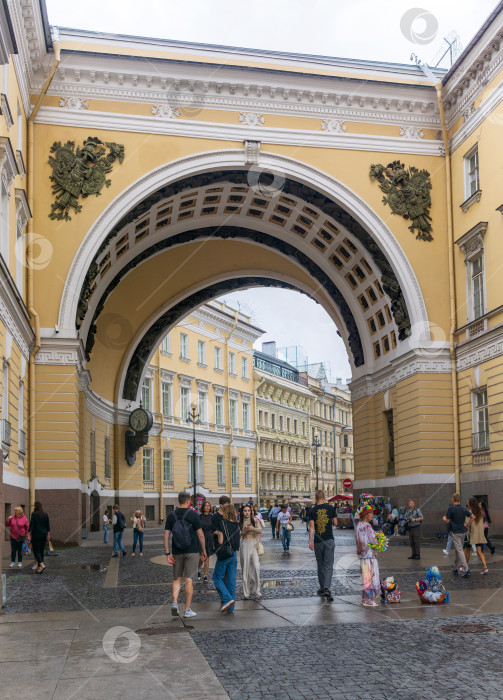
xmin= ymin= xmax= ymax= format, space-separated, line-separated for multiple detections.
xmin=286 ymin=523 xmax=294 ymax=532
xmin=136 ymin=519 xmax=144 ymax=533
xmin=256 ymin=540 xmax=265 ymax=556
xmin=22 ymin=539 xmax=31 ymax=557
xmin=215 ymin=520 xmax=234 ymax=561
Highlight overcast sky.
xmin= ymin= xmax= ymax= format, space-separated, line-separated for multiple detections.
xmin=44 ymin=0 xmax=497 ymax=379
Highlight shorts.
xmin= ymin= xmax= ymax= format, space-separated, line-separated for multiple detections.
xmin=173 ymin=552 xmax=200 ymax=579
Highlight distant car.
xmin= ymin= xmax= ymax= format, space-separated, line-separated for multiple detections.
xmin=258 ymin=507 xmax=270 ymax=521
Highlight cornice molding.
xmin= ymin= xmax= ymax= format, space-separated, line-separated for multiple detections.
xmin=456 ymin=322 xmax=503 ymax=372
xmin=449 ymin=78 xmax=503 ymax=153
xmin=34 ymin=106 xmax=445 ymax=156
xmin=34 ymin=336 xmax=86 ymax=369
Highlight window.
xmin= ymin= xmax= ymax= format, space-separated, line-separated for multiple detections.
xmin=330 ymin=457 xmax=334 ymax=473
xmin=471 ymin=256 xmax=484 ymax=320
xmin=294 ymin=419 xmax=297 ymax=434
xmin=302 ymin=421 xmax=306 ymax=436
xmin=242 ymin=402 xmax=250 ymax=431
xmin=465 ymin=146 xmax=479 ymax=198
xmin=279 ymin=415 xmax=283 ymax=432
xmin=1 ymin=182 xmax=8 ymax=263
xmin=141 ymin=377 xmax=152 ymax=410
xmin=271 ymin=413 xmax=275 ymax=429
xmin=143 ymin=448 xmax=153 ymax=481
xmin=214 ymin=346 xmax=222 ymax=370
xmin=161 ymin=381 xmax=171 ymax=417
xmin=163 ymin=450 xmax=173 ymax=482
xmin=242 ymin=357 xmax=248 ymax=379
xmin=217 ymin=455 xmax=225 ymax=484
xmin=229 ymin=398 xmax=237 ymax=428
xmin=90 ymin=431 xmax=96 ymax=474
xmin=180 ymin=333 xmax=189 ymax=359
xmin=286 ymin=417 xmax=291 ymax=433
xmin=215 ymin=395 xmax=223 ymax=425
xmin=323 ymin=404 xmax=327 ymax=419
xmin=258 ymin=410 xmax=263 ymax=425
xmin=104 ymin=436 xmax=111 ymax=479
xmin=145 ymin=505 xmax=155 ymax=521
xmin=188 ymin=454 xmax=204 ymax=482
xmin=161 ymin=334 xmax=171 ymax=354
xmin=180 ymin=387 xmax=190 ymax=419
xmin=324 ymin=430 xmax=327 ymax=445
xmin=231 ymin=457 xmax=239 ymax=485
xmin=197 ymin=340 xmax=206 ymax=365
xmin=198 ymin=390 xmax=207 ymax=422
xmin=343 ymin=433 xmax=349 ymax=447
xmin=228 ymin=352 xmax=236 ymax=375
xmin=341 ymin=458 xmax=346 ymax=473
xmin=329 ymin=432 xmax=333 ymax=447
xmin=473 ymin=388 xmax=489 ymax=451
xmin=244 ymin=458 xmax=251 ymax=486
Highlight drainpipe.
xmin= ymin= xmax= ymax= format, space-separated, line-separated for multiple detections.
xmin=224 ymin=310 xmax=239 ymax=504
xmin=418 ymin=63 xmax=460 ymax=493
xmin=254 ymin=375 xmax=266 ymax=506
xmin=157 ymin=347 xmax=164 ymax=522
xmin=333 ymin=396 xmax=338 ymax=494
xmin=27 ymin=34 xmax=61 ymax=512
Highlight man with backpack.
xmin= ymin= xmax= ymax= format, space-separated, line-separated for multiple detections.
xmin=164 ymin=492 xmax=207 ymax=618
xmin=112 ymin=504 xmax=127 ymax=558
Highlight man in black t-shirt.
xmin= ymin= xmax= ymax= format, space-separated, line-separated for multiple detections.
xmin=443 ymin=493 xmax=473 ymax=577
xmin=309 ymin=490 xmax=338 ymax=601
xmin=164 ymin=492 xmax=206 ymax=618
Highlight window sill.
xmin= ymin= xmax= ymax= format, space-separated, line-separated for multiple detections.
xmin=161 ymin=351 xmax=172 ymax=358
xmin=179 ymin=356 xmax=191 ymax=363
xmin=197 ymin=362 xmax=207 ymax=368
xmin=229 ymin=373 xmax=237 ymax=378
xmin=214 ymin=367 xmax=223 ymax=373
xmin=242 ymin=376 xmax=249 ymax=381
xmin=460 ymin=189 xmax=482 ymax=213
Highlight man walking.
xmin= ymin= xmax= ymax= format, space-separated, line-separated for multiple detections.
xmin=268 ymin=503 xmax=280 ymax=539
xmin=112 ymin=504 xmax=127 ymax=558
xmin=404 ymin=498 xmax=423 ymax=560
xmin=443 ymin=493 xmax=473 ymax=578
xmin=164 ymin=492 xmax=207 ymax=618
xmin=276 ymin=504 xmax=292 ymax=551
xmin=309 ymin=490 xmax=338 ymax=601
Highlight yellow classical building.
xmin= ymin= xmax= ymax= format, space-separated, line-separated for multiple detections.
xmin=1 ymin=1 xmax=503 ymax=541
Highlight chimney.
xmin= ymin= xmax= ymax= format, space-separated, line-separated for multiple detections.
xmin=262 ymin=341 xmax=277 ymax=357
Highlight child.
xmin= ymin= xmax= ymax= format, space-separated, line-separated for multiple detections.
xmin=355 ymin=503 xmax=381 ymax=607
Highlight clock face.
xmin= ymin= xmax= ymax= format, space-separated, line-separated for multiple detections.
xmin=129 ymin=408 xmax=149 ymax=432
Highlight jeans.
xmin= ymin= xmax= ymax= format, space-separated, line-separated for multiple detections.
xmin=113 ymin=530 xmax=125 ymax=554
xmin=133 ymin=529 xmax=144 ymax=553
xmin=104 ymin=526 xmax=109 ymax=544
xmin=445 ymin=533 xmax=452 ymax=553
xmin=314 ymin=539 xmax=335 ymax=590
xmin=213 ymin=551 xmax=238 ymax=612
xmin=270 ymin=517 xmax=277 ymax=538
xmin=10 ymin=538 xmax=23 ymax=563
xmin=281 ymin=527 xmax=291 ymax=550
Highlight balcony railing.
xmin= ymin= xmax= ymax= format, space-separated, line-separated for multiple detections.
xmin=472 ymin=431 xmax=490 ymax=452
xmin=253 ymin=353 xmax=308 ymax=386
xmin=2 ymin=419 xmax=11 ymax=446
xmin=143 ymin=480 xmax=155 ymax=491
xmin=18 ymin=429 xmax=26 ymax=455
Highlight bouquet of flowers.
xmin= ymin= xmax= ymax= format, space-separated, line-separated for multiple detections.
xmin=369 ymin=530 xmax=388 ymax=552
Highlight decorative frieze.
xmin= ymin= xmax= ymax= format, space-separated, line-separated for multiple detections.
xmin=151 ymin=104 xmax=180 ymax=119
xmin=59 ymin=96 xmax=89 ymax=110
xmin=399 ymin=126 xmax=424 ymax=139
xmin=238 ymin=112 xmax=265 ymax=127
xmin=455 ymin=221 xmax=488 ymax=261
xmin=321 ymin=118 xmax=347 ymax=134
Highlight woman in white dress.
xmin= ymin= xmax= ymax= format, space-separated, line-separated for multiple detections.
xmin=239 ymin=504 xmax=262 ymax=599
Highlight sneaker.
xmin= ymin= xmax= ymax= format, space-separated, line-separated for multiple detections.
xmin=140 ymin=553 xmax=143 ymax=557
xmin=324 ymin=588 xmax=334 ymax=602
xmin=183 ymin=609 xmax=197 ymax=618
xmin=459 ymin=567 xmax=465 ymax=573
xmin=481 ymin=568 xmax=489 ymax=575
xmin=443 ymin=549 xmax=449 ymax=555
xmin=220 ymin=600 xmax=235 ymax=613
xmin=407 ymin=555 xmax=416 ymax=559
xmin=17 ymin=562 xmax=22 ymax=568
xmin=122 ymin=550 xmax=127 ymax=557
xmin=317 ymin=588 xmax=325 ymax=596
xmin=131 ymin=553 xmax=135 ymax=557
xmin=203 ymin=575 xmax=208 ymax=583
xmin=112 ymin=554 xmax=118 ymax=558
xmin=171 ymin=602 xmax=179 ymax=617
xmin=462 ymin=569 xmax=471 ymax=578
xmin=9 ymin=562 xmax=15 ymax=568
xmin=32 ymin=563 xmax=38 ymax=570
xmin=197 ymin=569 xmax=202 ymax=581
xmin=451 ymin=567 xmax=458 ymax=575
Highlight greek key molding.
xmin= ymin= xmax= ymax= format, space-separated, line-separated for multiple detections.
xmin=35 ymin=337 xmax=86 ymax=368
xmin=456 ymin=324 xmax=503 ymax=371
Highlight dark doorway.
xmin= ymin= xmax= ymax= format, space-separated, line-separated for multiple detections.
xmin=90 ymin=491 xmax=100 ymax=532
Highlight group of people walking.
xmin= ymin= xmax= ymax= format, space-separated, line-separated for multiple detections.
xmin=6 ymin=501 xmax=50 ymax=574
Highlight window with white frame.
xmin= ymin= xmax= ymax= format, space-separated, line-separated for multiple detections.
xmin=242 ymin=402 xmax=250 ymax=431
xmin=180 ymin=386 xmax=190 ymax=419
xmin=473 ymin=388 xmax=489 ymax=451
xmin=287 ymin=416 xmax=291 ymax=433
xmin=161 ymin=334 xmax=171 ymax=354
xmin=244 ymin=458 xmax=251 ymax=486
xmin=229 ymin=398 xmax=237 ymax=428
xmin=341 ymin=458 xmax=346 ymax=473
xmin=228 ymin=351 xmax=236 ymax=375
xmin=18 ymin=379 xmax=23 ymax=441
xmin=198 ymin=390 xmax=207 ymax=422
xmin=214 ymin=346 xmax=222 ymax=370
xmin=271 ymin=413 xmax=275 ymax=429
xmin=104 ymin=436 xmax=111 ymax=478
xmin=279 ymin=415 xmax=283 ymax=432
xmin=161 ymin=381 xmax=171 ymax=417
xmin=163 ymin=450 xmax=173 ymax=482
xmin=242 ymin=357 xmax=248 ymax=379
xmin=197 ymin=340 xmax=206 ymax=365
xmin=188 ymin=454 xmax=204 ymax=482
xmin=141 ymin=377 xmax=152 ymax=410
xmin=217 ymin=455 xmax=225 ymax=484
xmin=471 ymin=255 xmax=485 ymax=320
xmin=90 ymin=431 xmax=96 ymax=473
xmin=215 ymin=395 xmax=223 ymax=425
xmin=143 ymin=448 xmax=153 ymax=481
xmin=1 ymin=182 xmax=8 ymax=263
xmin=2 ymin=361 xmax=8 ymax=423
xmin=465 ymin=146 xmax=479 ymax=198
xmin=180 ymin=333 xmax=189 ymax=359
xmin=231 ymin=456 xmax=238 ymax=485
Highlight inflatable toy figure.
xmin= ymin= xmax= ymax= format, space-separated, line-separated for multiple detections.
xmin=416 ymin=566 xmax=449 ymax=604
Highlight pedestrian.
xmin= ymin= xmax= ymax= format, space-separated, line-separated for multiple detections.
xmin=391 ymin=506 xmax=399 ymax=536
xmin=212 ymin=505 xmax=217 ymax=514
xmin=213 ymin=502 xmax=241 ymax=613
xmin=404 ymin=499 xmax=423 ymax=560
xmin=276 ymin=503 xmax=293 ymax=551
xmin=103 ymin=509 xmax=111 ymax=544
xmin=308 ymin=490 xmax=338 ymax=601
xmin=112 ymin=504 xmax=127 ymax=558
xmin=164 ymin=492 xmax=207 ymax=618
xmin=481 ymin=501 xmax=495 ymax=554
xmin=198 ymin=500 xmax=215 ymax=582
xmin=464 ymin=498 xmax=489 ymax=575
xmin=252 ymin=504 xmax=263 ymax=524
xmin=268 ymin=503 xmax=280 ymax=539
xmin=442 ymin=493 xmax=473 ymax=578
xmin=6 ymin=506 xmax=29 ymax=568
xmin=131 ymin=509 xmax=146 ymax=557
xmin=29 ymin=501 xmax=50 ymax=574
xmin=239 ymin=504 xmax=262 ymax=599
xmin=355 ymin=503 xmax=380 ymax=607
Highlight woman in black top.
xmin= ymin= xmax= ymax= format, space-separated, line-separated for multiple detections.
xmin=29 ymin=501 xmax=50 ymax=573
xmin=198 ymin=500 xmax=215 ymax=582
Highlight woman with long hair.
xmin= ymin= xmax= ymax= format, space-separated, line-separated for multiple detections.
xmin=239 ymin=504 xmax=262 ymax=599
xmin=29 ymin=501 xmax=50 ymax=574
xmin=198 ymin=500 xmax=215 ymax=582
xmin=464 ymin=498 xmax=489 ymax=575
xmin=6 ymin=506 xmax=29 ymax=568
xmin=212 ymin=502 xmax=240 ymax=613
xmin=131 ymin=509 xmax=146 ymax=556
xmin=481 ymin=501 xmax=495 ymax=555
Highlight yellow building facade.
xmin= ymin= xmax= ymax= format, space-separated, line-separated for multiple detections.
xmin=1 ymin=1 xmax=503 ymax=541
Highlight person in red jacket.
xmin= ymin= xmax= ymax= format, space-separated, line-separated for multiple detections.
xmin=6 ymin=506 xmax=30 ymax=568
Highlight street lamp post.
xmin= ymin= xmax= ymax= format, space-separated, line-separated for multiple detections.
xmin=312 ymin=434 xmax=321 ymax=491
xmin=187 ymin=403 xmax=201 ymax=507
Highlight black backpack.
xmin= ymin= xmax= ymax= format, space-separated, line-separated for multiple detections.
xmin=171 ymin=509 xmax=192 ymax=550
xmin=117 ymin=511 xmax=127 ymax=530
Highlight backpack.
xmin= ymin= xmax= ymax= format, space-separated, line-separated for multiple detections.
xmin=171 ymin=509 xmax=192 ymax=550
xmin=117 ymin=511 xmax=127 ymax=530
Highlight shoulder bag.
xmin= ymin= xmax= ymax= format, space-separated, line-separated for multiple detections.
xmin=215 ymin=520 xmax=234 ymax=561
xmin=256 ymin=539 xmax=265 ymax=556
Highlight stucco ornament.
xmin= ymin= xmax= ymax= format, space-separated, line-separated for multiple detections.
xmin=369 ymin=161 xmax=433 ymax=241
xmin=48 ymin=137 xmax=125 ymax=221
xmin=238 ymin=112 xmax=265 ymax=127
